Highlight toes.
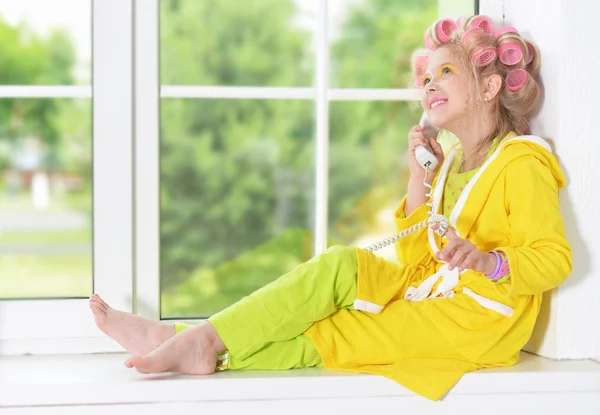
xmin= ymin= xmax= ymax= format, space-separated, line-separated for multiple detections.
xmin=91 ymin=303 xmax=107 ymax=320
xmin=89 ymin=294 xmax=109 ymax=310
xmin=90 ymin=300 xmax=107 ymax=312
xmin=90 ymin=302 xmax=105 ymax=312
xmin=125 ymin=356 xmax=143 ymax=367
xmin=89 ymin=294 xmax=101 ymax=304
xmin=126 ymin=356 xmax=164 ymax=374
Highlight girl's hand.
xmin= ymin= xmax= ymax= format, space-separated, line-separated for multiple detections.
xmin=407 ymin=124 xmax=444 ymax=181
xmin=434 ymin=228 xmax=497 ymax=274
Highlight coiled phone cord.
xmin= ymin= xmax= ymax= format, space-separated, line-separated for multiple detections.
xmin=363 ymin=165 xmax=448 ymax=253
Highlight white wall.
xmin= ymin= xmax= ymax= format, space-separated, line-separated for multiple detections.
xmin=480 ymin=0 xmax=600 ymax=359
xmin=552 ymin=0 xmax=600 ymax=360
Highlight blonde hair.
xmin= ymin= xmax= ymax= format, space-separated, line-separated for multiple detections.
xmin=422 ymin=16 xmax=542 ymax=158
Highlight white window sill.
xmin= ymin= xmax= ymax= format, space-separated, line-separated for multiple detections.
xmin=1 ymin=352 xmax=599 ymax=414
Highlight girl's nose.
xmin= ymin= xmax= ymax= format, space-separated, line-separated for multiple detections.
xmin=427 ymin=80 xmax=438 ymax=93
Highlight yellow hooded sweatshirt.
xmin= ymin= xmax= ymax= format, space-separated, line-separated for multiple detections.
xmin=305 ymin=134 xmax=572 ymax=400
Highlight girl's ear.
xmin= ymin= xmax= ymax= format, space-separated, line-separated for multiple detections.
xmin=484 ymin=73 xmax=503 ymax=100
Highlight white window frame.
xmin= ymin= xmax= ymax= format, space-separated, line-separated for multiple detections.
xmin=134 ymin=0 xmax=474 ymax=322
xmin=0 ymin=0 xmax=134 ymax=355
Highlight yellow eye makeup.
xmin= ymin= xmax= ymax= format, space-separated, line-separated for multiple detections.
xmin=422 ymin=63 xmax=459 ymax=87
xmin=438 ymin=64 xmax=459 ymax=77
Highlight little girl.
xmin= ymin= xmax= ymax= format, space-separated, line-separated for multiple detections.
xmin=90 ymin=15 xmax=572 ymax=401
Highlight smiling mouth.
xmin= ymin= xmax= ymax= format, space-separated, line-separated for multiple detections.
xmin=430 ymin=100 xmax=447 ymax=110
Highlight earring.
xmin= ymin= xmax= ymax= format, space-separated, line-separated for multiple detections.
xmin=484 ymin=97 xmax=489 ymax=102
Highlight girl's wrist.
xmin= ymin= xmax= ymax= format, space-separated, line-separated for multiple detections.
xmin=483 ymin=252 xmax=498 ymax=275
xmin=409 ymin=168 xmax=436 ymax=183
xmin=408 ymin=175 xmax=426 ymax=186
xmin=483 ymin=250 xmax=510 ymax=281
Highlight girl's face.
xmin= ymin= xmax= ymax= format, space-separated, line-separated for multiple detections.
xmin=420 ymin=47 xmax=473 ymax=130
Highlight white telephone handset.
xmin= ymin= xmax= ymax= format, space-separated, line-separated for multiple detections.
xmin=414 ymin=112 xmax=440 ymax=171
xmin=363 ymin=112 xmax=449 ymax=253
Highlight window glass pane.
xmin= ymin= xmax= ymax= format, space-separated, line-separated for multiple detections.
xmin=0 ymin=99 xmax=93 ymax=298
xmin=160 ymin=99 xmax=314 ymax=318
xmin=330 ymin=0 xmax=459 ymax=88
xmin=160 ymin=0 xmax=316 ymax=86
xmin=328 ymin=101 xmax=421 ymax=261
xmin=0 ymin=0 xmax=91 ymax=84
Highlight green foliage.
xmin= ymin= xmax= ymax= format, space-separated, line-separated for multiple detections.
xmin=160 ymin=0 xmax=318 ymax=296
xmin=331 ymin=0 xmax=437 ymax=88
xmin=161 ymin=227 xmax=313 ymax=317
xmin=160 ymin=98 xmax=315 ymax=293
xmin=0 ymin=19 xmax=92 ymax=300
xmin=0 ymin=254 xmax=91 ymax=298
xmin=0 ymin=19 xmax=75 ymax=85
xmin=159 ymin=0 xmax=438 ymax=316
xmin=0 ymin=18 xmax=78 ymax=171
xmin=161 ymin=0 xmax=312 ymax=86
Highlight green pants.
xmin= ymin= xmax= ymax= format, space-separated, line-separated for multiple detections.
xmin=174 ymin=245 xmax=358 ymax=370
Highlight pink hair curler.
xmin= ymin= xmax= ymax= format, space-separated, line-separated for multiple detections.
xmin=436 ymin=18 xmax=458 ymax=42
xmin=457 ymin=16 xmax=465 ymax=26
xmin=525 ymin=42 xmax=535 ymax=65
xmin=472 ymin=48 xmax=497 ymax=67
xmin=505 ymin=68 xmax=529 ymax=91
xmin=424 ymin=33 xmax=437 ymax=51
xmin=494 ymin=26 xmax=519 ymax=40
xmin=498 ymin=43 xmax=524 ymax=65
xmin=471 ymin=16 xmax=495 ymax=37
xmin=413 ymin=54 xmax=429 ymax=87
xmin=460 ymin=27 xmax=485 ymax=45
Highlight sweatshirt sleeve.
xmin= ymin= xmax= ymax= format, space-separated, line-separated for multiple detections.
xmin=498 ymin=156 xmax=572 ymax=297
xmin=393 ymin=196 xmax=434 ymax=266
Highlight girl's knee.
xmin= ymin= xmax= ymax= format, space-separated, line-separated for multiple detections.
xmin=305 ymin=245 xmax=357 ymax=272
xmin=323 ymin=245 xmax=357 ymax=264
xmin=324 ymin=244 xmax=353 ymax=255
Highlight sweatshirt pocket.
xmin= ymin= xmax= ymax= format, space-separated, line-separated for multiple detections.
xmin=463 ymin=288 xmax=514 ymax=318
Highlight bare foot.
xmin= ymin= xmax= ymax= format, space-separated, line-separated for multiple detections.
xmin=124 ymin=322 xmax=225 ymax=375
xmin=89 ymin=293 xmax=175 ymax=356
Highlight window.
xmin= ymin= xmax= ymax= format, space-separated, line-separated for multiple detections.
xmin=158 ymin=1 xmax=318 ymax=319
xmin=0 ymin=0 xmax=132 ymax=354
xmin=0 ymin=0 xmax=476 ymax=354
xmin=139 ymin=0 xmax=476 ymax=321
xmin=0 ymin=1 xmax=92 ymax=299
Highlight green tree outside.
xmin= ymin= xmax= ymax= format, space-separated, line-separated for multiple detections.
xmin=0 ymin=17 xmax=92 ymax=299
xmin=159 ymin=0 xmax=439 ymax=317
